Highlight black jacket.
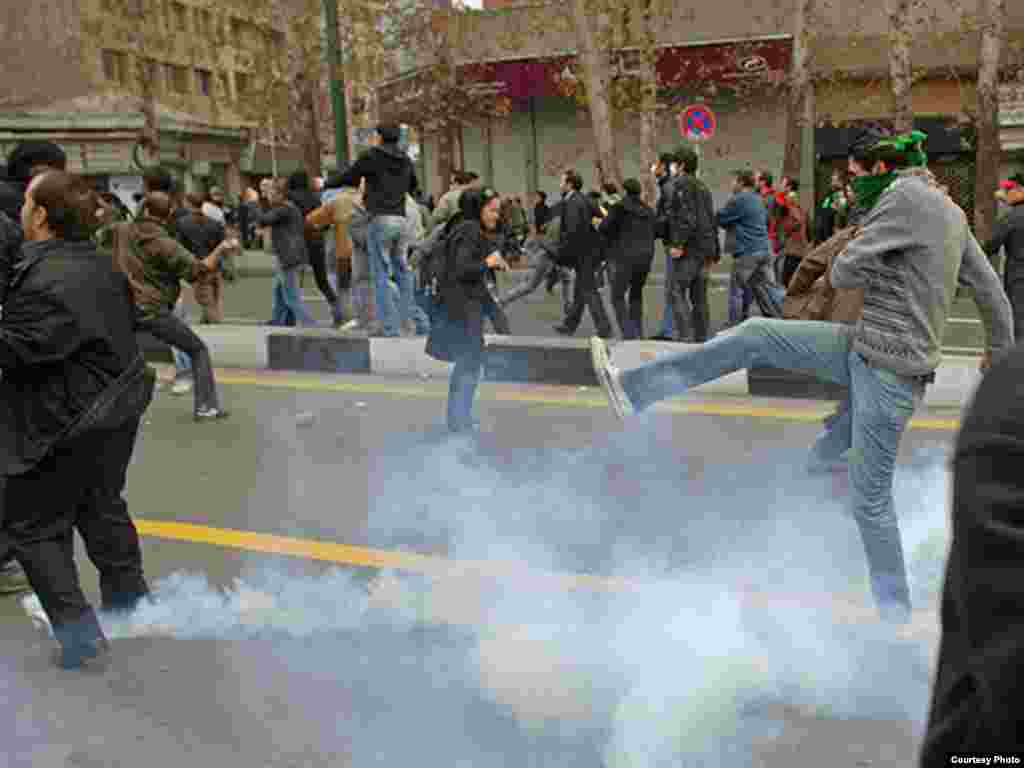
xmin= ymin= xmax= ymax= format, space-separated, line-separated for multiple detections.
xmin=558 ymin=191 xmax=602 ymax=277
xmin=598 ymin=195 xmax=656 ymax=271
xmin=534 ymin=201 xmax=551 ymax=232
xmin=0 ymin=238 xmax=153 ymax=476
xmin=287 ymin=171 xmax=324 ymax=247
xmin=176 ymin=210 xmax=225 ymax=260
xmin=0 ymin=212 xmax=20 ymax=304
xmin=985 ymin=203 xmax=1024 ymax=285
xmin=0 ymin=179 xmax=26 ymax=301
xmin=665 ymin=173 xmax=720 ymax=262
xmin=654 ymin=173 xmax=674 ymax=241
xmin=337 ymin=144 xmax=418 ymax=217
xmin=426 ymin=220 xmax=494 ymax=362
xmin=920 ymin=343 xmax=1024 ymax=760
xmin=255 ymin=202 xmax=308 ymax=270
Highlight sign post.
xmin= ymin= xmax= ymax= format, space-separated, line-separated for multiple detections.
xmin=678 ymin=104 xmax=716 ymax=179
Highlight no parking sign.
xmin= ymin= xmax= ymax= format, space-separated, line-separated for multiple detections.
xmin=679 ymin=104 xmax=716 ymax=142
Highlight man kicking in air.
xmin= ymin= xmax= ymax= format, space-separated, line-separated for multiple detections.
xmin=591 ymin=131 xmax=1013 ymax=624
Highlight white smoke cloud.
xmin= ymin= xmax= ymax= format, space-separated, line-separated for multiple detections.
xmin=79 ymin=423 xmax=952 ymax=765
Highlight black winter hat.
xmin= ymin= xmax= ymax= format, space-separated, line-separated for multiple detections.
xmin=6 ymin=141 xmax=67 ymax=181
xmin=847 ymin=124 xmax=891 ymax=165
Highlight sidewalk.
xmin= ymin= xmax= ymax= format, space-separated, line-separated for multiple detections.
xmin=143 ymin=324 xmax=982 ymax=409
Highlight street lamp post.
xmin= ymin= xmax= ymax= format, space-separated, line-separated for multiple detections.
xmin=322 ymin=0 xmax=350 ymax=170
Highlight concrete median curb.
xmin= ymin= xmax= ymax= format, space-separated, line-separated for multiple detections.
xmin=140 ymin=325 xmax=981 ymax=408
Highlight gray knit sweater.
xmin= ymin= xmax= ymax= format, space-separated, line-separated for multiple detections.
xmin=832 ymin=170 xmax=1013 ymax=376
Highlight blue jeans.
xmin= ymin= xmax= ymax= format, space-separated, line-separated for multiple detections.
xmin=620 ymin=318 xmax=925 ymax=621
xmin=729 ymin=251 xmax=775 ymax=324
xmin=270 ymin=268 xmax=318 ymax=327
xmin=728 ymin=270 xmax=753 ymax=325
xmin=368 ymin=216 xmax=413 ymax=336
xmin=172 ymin=299 xmax=192 ymax=375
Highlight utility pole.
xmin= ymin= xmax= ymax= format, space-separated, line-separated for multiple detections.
xmin=322 ymin=0 xmax=350 ymax=169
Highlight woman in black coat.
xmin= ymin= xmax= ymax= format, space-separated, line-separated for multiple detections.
xmin=425 ymin=187 xmax=510 ymax=433
xmin=598 ymin=178 xmax=656 ymax=339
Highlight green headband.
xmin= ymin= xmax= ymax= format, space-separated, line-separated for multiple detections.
xmin=869 ymin=130 xmax=929 ymax=167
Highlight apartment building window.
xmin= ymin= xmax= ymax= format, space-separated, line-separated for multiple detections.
xmin=219 ymin=72 xmax=232 ymax=100
xmin=196 ymin=9 xmax=212 ymax=37
xmin=165 ymin=63 xmax=188 ymax=94
xmin=196 ymin=69 xmax=212 ymax=97
xmin=171 ymin=1 xmax=187 ymax=32
xmin=101 ymin=50 xmax=129 ymax=84
xmin=235 ymin=72 xmax=249 ymax=97
xmin=139 ymin=58 xmax=159 ymax=92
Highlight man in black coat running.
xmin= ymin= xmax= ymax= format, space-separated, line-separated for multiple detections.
xmin=1 ymin=171 xmax=154 ymax=669
xmin=553 ymin=169 xmax=613 ymax=338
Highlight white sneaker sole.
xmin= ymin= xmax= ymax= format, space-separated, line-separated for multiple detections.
xmin=589 ymin=337 xmax=632 ymax=422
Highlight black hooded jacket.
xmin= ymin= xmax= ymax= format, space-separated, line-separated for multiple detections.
xmin=337 ymin=144 xmax=418 ymax=217
xmin=0 ymin=178 xmax=27 ymax=302
xmin=287 ymin=171 xmax=320 ymax=216
xmin=920 ymin=342 xmax=1024 ymax=759
xmin=598 ymin=195 xmax=656 ymax=271
xmin=0 ymin=238 xmax=153 ymax=475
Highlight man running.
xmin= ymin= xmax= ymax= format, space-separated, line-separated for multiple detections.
xmin=591 ymin=130 xmax=1013 ymax=623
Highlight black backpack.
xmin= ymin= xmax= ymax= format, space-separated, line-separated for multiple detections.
xmin=416 ymin=212 xmax=464 ymax=306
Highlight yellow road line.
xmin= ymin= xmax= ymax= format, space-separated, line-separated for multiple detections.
xmin=134 ymin=519 xmax=636 ymax=593
xmin=132 ymin=519 xmax=902 ymax=622
xmin=208 ymin=371 xmax=961 ymax=431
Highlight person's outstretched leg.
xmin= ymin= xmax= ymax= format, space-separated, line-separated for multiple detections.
xmin=593 ymin=318 xmax=853 ymax=415
xmin=137 ymin=312 xmax=224 ymax=418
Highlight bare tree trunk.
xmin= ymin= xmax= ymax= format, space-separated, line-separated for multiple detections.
xmin=302 ymin=78 xmax=322 ymax=178
xmin=974 ymin=0 xmax=1006 ymax=249
xmin=458 ymin=122 xmax=466 ymax=173
xmin=568 ymin=0 xmax=622 ymax=188
xmin=437 ymin=121 xmax=458 ymax=193
xmin=783 ymin=0 xmax=814 ymax=193
xmin=637 ymin=0 xmax=659 ymax=206
xmin=886 ymin=0 xmax=914 ymax=133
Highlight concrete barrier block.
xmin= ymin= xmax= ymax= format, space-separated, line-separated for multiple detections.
xmin=267 ymin=331 xmax=371 ymax=373
xmin=368 ymin=338 xmax=451 ymax=378
xmin=748 ymin=367 xmax=848 ymax=400
xmin=482 ymin=336 xmax=597 ymax=387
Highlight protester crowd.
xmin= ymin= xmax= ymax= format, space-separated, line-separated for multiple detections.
xmin=2 ymin=120 xmax=1024 ymax=760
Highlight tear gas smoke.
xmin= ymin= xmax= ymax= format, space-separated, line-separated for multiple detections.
xmin=92 ymin=421 xmax=950 ymax=765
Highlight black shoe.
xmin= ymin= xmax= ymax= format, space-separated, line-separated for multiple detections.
xmin=650 ymin=334 xmax=673 ymax=342
xmin=553 ymin=324 xmax=575 ymax=336
xmin=52 ymin=637 xmax=111 ymax=671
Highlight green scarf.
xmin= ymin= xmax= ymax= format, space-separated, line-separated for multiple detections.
xmin=851 ymin=171 xmax=898 ymax=214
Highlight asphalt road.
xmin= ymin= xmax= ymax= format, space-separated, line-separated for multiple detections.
xmin=192 ymin=264 xmax=989 ymax=351
xmin=0 ymin=371 xmax=963 ymax=767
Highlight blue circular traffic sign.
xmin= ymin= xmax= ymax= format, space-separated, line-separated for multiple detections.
xmin=680 ymin=104 xmax=716 ymax=141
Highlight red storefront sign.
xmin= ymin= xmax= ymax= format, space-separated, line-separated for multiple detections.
xmin=455 ymin=37 xmax=792 ymax=100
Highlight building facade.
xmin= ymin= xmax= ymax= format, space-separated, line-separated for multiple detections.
xmin=0 ymin=0 xmax=301 ymax=206
xmin=379 ymin=0 xmax=1024 ymax=211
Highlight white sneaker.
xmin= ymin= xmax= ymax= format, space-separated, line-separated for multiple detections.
xmin=339 ymin=319 xmax=363 ymax=333
xmin=590 ymin=337 xmax=634 ymax=422
xmin=171 ymin=377 xmax=194 ymax=396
